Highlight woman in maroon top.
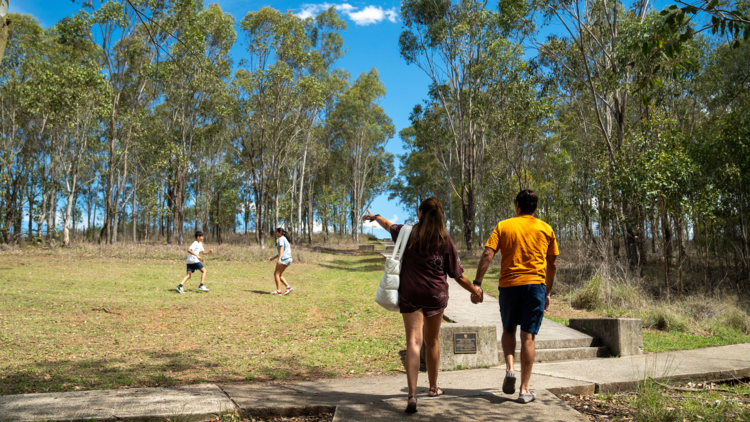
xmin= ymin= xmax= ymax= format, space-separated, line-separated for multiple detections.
xmin=363 ymin=198 xmax=483 ymax=413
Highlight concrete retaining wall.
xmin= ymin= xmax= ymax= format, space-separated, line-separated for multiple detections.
xmin=568 ymin=318 xmax=643 ymax=357
xmin=424 ymin=324 xmax=498 ymax=371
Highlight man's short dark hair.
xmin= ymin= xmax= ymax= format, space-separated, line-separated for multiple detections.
xmin=195 ymin=231 xmax=204 ymax=239
xmin=514 ymin=189 xmax=538 ymax=214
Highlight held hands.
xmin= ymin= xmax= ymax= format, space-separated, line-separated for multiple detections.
xmin=471 ymin=287 xmax=484 ymax=304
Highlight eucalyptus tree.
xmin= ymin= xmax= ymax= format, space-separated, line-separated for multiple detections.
xmin=537 ymin=0 xmax=667 ymax=267
xmin=234 ymin=7 xmax=326 ymax=247
xmin=0 ymin=13 xmax=46 ymax=242
xmin=399 ymin=0 xmax=513 ymax=250
xmin=89 ymin=0 xmax=159 ymax=244
xmin=158 ymin=1 xmax=235 ymax=245
xmin=293 ymin=8 xmax=347 ymax=242
xmin=52 ymin=14 xmax=110 ymax=246
xmin=329 ymin=69 xmax=395 ymax=241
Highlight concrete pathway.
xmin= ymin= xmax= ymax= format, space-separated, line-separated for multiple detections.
xmin=2 ymin=344 xmax=749 ymax=421
xmin=333 ymin=390 xmax=587 ymax=422
xmin=0 ymin=384 xmax=235 ymax=421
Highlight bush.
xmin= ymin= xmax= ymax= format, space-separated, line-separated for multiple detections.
xmin=642 ymin=306 xmax=688 ymax=332
xmin=572 ymin=275 xmax=603 ymax=310
xmin=721 ymin=307 xmax=750 ymax=334
xmin=0 ymin=243 xmax=18 ymax=252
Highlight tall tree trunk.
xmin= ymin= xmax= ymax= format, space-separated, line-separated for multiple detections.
xmin=62 ymin=171 xmax=78 ymax=247
xmin=660 ymin=197 xmax=671 ymax=302
xmin=297 ymin=146 xmax=307 ymax=242
xmin=132 ymin=168 xmax=137 ymax=243
xmin=307 ymin=173 xmax=314 ymax=244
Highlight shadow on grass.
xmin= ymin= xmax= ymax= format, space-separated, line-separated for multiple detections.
xmin=318 ymin=257 xmax=384 ymax=273
xmin=246 ymin=290 xmax=273 ymax=295
xmin=0 ymin=349 xmax=216 ymax=395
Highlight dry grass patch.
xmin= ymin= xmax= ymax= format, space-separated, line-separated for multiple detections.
xmin=0 ymin=247 xmax=404 ymax=394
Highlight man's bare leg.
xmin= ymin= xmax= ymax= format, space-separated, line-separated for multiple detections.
xmin=519 ymin=331 xmax=536 ymax=394
xmin=501 ymin=327 xmax=516 ymax=371
xmin=501 ymin=327 xmax=517 ymax=394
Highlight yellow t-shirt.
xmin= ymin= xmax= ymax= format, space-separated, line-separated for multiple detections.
xmin=484 ymin=215 xmax=559 ymax=288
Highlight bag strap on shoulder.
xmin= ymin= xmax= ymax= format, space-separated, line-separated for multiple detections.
xmin=391 ymin=225 xmax=413 ymax=261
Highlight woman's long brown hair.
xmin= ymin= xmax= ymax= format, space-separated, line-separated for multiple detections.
xmin=410 ymin=197 xmax=448 ymax=256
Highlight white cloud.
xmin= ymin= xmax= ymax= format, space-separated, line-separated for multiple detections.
xmin=297 ymin=3 xmax=399 ymax=26
xmin=385 ymin=8 xmax=399 ymax=23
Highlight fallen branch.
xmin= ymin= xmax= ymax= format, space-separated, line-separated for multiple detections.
xmin=652 ymin=379 xmax=747 ymax=395
xmin=91 ymin=307 xmax=121 ymax=315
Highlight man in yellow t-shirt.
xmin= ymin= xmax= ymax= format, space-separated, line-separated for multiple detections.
xmin=473 ymin=189 xmax=559 ymax=404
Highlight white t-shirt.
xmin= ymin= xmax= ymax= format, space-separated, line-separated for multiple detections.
xmin=186 ymin=241 xmax=203 ymax=264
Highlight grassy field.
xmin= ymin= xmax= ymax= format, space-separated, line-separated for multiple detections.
xmin=0 ymin=244 xmax=405 ymax=395
xmin=2 ymin=240 xmax=749 ymax=396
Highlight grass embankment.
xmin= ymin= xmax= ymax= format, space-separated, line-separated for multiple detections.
xmin=562 ymin=378 xmax=750 ymax=421
xmin=0 ymin=243 xmax=404 ymax=395
xmin=458 ymin=250 xmax=750 ymax=353
xmin=544 ymin=272 xmax=750 ymax=353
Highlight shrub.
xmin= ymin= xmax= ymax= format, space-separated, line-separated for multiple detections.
xmin=642 ymin=306 xmax=688 ymax=332
xmin=572 ymin=275 xmax=603 ymax=310
xmin=721 ymin=307 xmax=750 ymax=334
xmin=605 ymin=281 xmax=648 ymax=311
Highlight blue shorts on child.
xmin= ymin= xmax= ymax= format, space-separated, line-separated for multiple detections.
xmin=187 ymin=262 xmax=204 ymax=272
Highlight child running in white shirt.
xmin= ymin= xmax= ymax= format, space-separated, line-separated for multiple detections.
xmin=176 ymin=231 xmax=213 ymax=294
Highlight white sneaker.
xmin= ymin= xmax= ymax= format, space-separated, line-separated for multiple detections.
xmin=283 ymin=286 xmax=294 ymax=295
xmin=176 ymin=285 xmax=185 ymax=294
xmin=198 ymin=284 xmax=209 ymax=292
xmin=270 ymin=290 xmax=282 ymax=295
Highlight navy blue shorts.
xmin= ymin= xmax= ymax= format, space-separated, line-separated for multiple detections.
xmin=498 ymin=284 xmax=546 ymax=335
xmin=186 ymin=262 xmax=204 ymax=272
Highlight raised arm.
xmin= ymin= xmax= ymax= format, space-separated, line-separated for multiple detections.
xmin=362 ymin=208 xmax=393 ymax=233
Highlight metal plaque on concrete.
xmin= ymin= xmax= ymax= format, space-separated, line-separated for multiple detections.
xmin=453 ymin=332 xmax=477 ymax=354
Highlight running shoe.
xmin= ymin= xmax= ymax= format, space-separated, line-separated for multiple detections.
xmin=198 ymin=284 xmax=209 ymax=292
xmin=502 ymin=369 xmax=517 ymax=394
xmin=283 ymin=286 xmax=294 ymax=295
xmin=270 ymin=290 xmax=282 ymax=295
xmin=176 ymin=285 xmax=185 ymax=294
xmin=517 ymin=390 xmax=536 ymax=404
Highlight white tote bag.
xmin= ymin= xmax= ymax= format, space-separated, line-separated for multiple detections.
xmin=375 ymin=225 xmax=412 ymax=312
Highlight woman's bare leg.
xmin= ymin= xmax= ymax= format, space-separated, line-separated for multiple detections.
xmin=423 ymin=311 xmax=444 ymax=391
xmin=402 ymin=311 xmax=425 ymax=402
xmin=274 ymin=263 xmax=289 ymax=290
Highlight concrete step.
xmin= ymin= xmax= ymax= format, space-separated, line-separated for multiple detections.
xmin=533 ymin=337 xmax=603 ymax=350
xmin=505 ymin=346 xmax=609 ymax=363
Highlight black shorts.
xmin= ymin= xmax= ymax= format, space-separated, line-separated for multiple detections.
xmin=187 ymin=262 xmax=204 ymax=272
